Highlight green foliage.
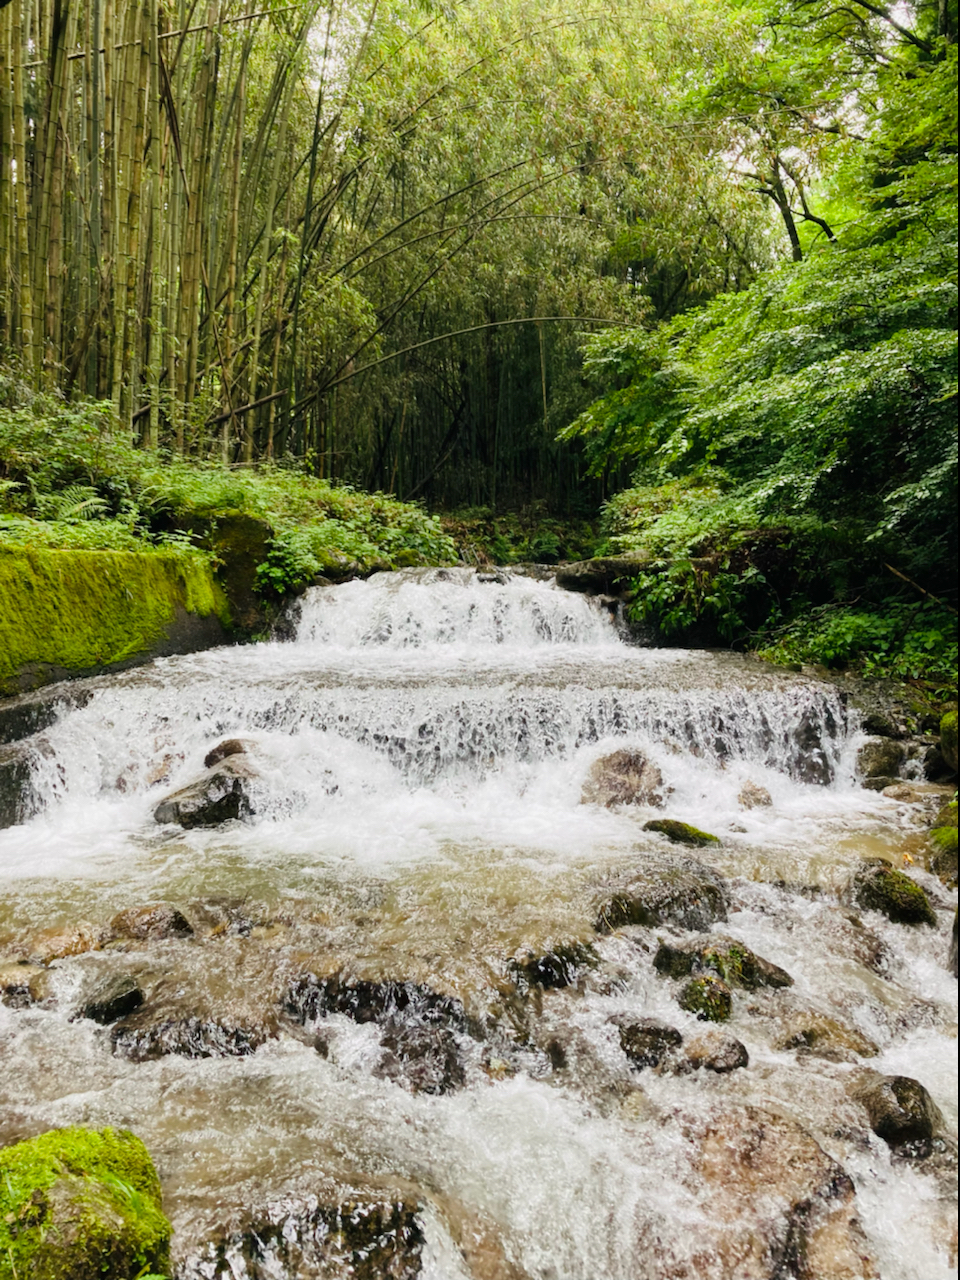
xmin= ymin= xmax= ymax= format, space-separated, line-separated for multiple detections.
xmin=0 ymin=392 xmax=457 ymax=596
xmin=441 ymin=506 xmax=599 ymax=565
xmin=561 ymin=29 xmax=957 ymax=688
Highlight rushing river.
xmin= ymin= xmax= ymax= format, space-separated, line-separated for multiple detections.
xmin=0 ymin=568 xmax=956 ymax=1278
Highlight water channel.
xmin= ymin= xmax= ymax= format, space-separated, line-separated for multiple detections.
xmin=0 ymin=569 xmax=956 ymax=1278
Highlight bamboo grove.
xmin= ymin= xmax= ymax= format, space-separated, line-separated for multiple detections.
xmin=0 ymin=0 xmax=787 ymax=503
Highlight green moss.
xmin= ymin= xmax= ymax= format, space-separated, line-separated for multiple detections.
xmin=0 ymin=1126 xmax=171 ymax=1280
xmin=853 ymin=863 xmax=937 ymax=927
xmin=940 ymin=709 xmax=958 ymax=772
xmin=677 ymin=974 xmax=732 ymax=1022
xmin=643 ymin=819 xmax=721 ymax=847
xmin=931 ymin=827 xmax=958 ymax=853
xmin=0 ymin=547 xmax=230 ymax=693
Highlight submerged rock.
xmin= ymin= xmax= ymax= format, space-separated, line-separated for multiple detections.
xmin=110 ymin=902 xmax=194 ymax=941
xmin=856 ymin=737 xmax=905 ymax=781
xmin=111 ymin=1011 xmax=273 ymax=1061
xmin=0 ymin=1126 xmax=171 ymax=1280
xmin=738 ymin=780 xmax=772 ymax=809
xmin=613 ymin=1016 xmax=683 ymax=1070
xmin=581 ymin=750 xmax=665 ymax=808
xmin=78 ymin=974 xmax=144 ymax=1025
xmin=692 ymin=1105 xmax=878 ymax=1280
xmin=507 ymin=942 xmax=598 ymax=991
xmin=176 ymin=1187 xmax=424 ymax=1280
xmin=682 ymin=1029 xmax=749 ymax=1073
xmin=22 ymin=920 xmax=104 ymax=965
xmin=285 ymin=972 xmax=470 ymax=1094
xmin=849 ymin=861 xmax=937 ymax=927
xmin=0 ymin=961 xmax=50 ymax=1008
xmin=595 ymin=859 xmax=729 ymax=933
xmin=851 ymin=1073 xmax=945 ymax=1158
xmin=654 ymin=935 xmax=793 ymax=990
xmin=153 ymin=756 xmax=257 ymax=827
xmin=773 ymin=1012 xmax=879 ymax=1062
xmin=678 ymin=974 xmax=732 ymax=1022
xmin=643 ymin=818 xmax=720 ymax=847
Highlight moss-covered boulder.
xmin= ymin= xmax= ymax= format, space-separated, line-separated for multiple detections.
xmin=0 ymin=547 xmax=230 ymax=696
xmin=642 ymin=818 xmax=720 ymax=847
xmin=594 ymin=859 xmax=729 ymax=933
xmin=0 ymin=1126 xmax=171 ymax=1280
xmin=930 ymin=826 xmax=958 ymax=886
xmin=654 ymin=935 xmax=793 ymax=990
xmin=850 ymin=861 xmax=937 ymax=927
xmin=940 ymin=709 xmax=958 ymax=774
xmin=678 ymin=974 xmax=732 ymax=1022
xmin=856 ymin=737 xmax=905 ymax=781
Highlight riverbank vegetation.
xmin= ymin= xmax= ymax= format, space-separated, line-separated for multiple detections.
xmin=0 ymin=0 xmax=955 ymax=691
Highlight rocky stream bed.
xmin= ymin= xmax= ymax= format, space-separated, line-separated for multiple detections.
xmin=0 ymin=569 xmax=956 ymax=1279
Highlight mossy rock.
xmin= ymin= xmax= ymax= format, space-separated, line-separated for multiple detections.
xmin=929 ymin=827 xmax=958 ymax=886
xmin=643 ymin=819 xmax=720 ymax=847
xmin=932 ymin=799 xmax=958 ymax=830
xmin=0 ymin=547 xmax=230 ymax=695
xmin=0 ymin=1126 xmax=171 ymax=1280
xmin=678 ymin=974 xmax=732 ymax=1022
xmin=654 ymin=935 xmax=793 ymax=990
xmin=940 ymin=709 xmax=958 ymax=774
xmin=851 ymin=862 xmax=937 ymax=927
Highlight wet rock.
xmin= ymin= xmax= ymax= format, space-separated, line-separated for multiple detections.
xmin=849 ymin=861 xmax=936 ymax=927
xmin=738 ymin=780 xmax=772 ymax=809
xmin=203 ymin=737 xmax=256 ymax=769
xmin=792 ymin=707 xmax=836 ymax=786
xmin=554 ymin=553 xmax=654 ymax=594
xmin=860 ymin=711 xmax=902 ymax=739
xmin=0 ymin=962 xmax=50 ymax=1008
xmin=153 ymin=756 xmax=257 ymax=827
xmin=285 ymin=972 xmax=470 ymax=1094
xmin=643 ymin=818 xmax=720 ymax=847
xmin=581 ymin=750 xmax=665 ymax=808
xmin=111 ymin=1011 xmax=273 ymax=1061
xmin=78 ymin=974 xmax=144 ymax=1025
xmin=773 ymin=1012 xmax=879 ymax=1062
xmin=177 ymin=1189 xmax=425 ymax=1280
xmin=857 ymin=737 xmax=905 ymax=780
xmin=851 ymin=1073 xmax=945 ymax=1158
xmin=22 ymin=921 xmax=104 ymax=964
xmin=940 ymin=708 xmax=957 ymax=773
xmin=378 ymin=1018 xmax=465 ymax=1095
xmin=678 ymin=974 xmax=732 ymax=1022
xmin=682 ymin=1029 xmax=748 ymax=1073
xmin=612 ymin=1016 xmax=682 ymax=1070
xmin=654 ymin=935 xmax=793 ymax=990
xmin=933 ymin=797 xmax=958 ymax=829
xmin=110 ymin=902 xmax=194 ymax=941
xmin=507 ymin=942 xmax=598 ymax=990
xmin=693 ymin=1105 xmax=879 ymax=1280
xmin=949 ymin=910 xmax=958 ymax=979
xmin=861 ymin=775 xmax=899 ymax=792
xmin=595 ymin=859 xmax=728 ymax=933
xmin=0 ymin=741 xmax=34 ymax=829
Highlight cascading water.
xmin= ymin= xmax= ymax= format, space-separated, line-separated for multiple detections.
xmin=0 ymin=569 xmax=956 ymax=1279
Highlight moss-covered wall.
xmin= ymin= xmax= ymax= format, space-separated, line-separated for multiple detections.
xmin=0 ymin=547 xmax=231 ymax=695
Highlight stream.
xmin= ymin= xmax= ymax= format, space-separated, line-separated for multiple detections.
xmin=0 ymin=568 xmax=956 ymax=1279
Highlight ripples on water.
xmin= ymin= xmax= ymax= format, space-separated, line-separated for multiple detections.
xmin=0 ymin=569 xmax=955 ymax=1278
